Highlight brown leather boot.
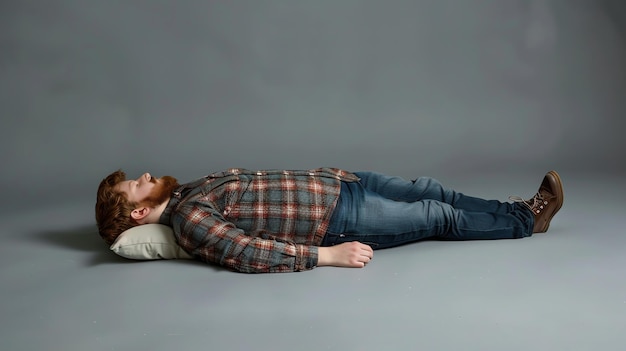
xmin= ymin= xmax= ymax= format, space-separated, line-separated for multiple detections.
xmin=510 ymin=171 xmax=564 ymax=233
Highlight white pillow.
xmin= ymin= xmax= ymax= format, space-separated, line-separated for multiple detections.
xmin=110 ymin=224 xmax=193 ymax=260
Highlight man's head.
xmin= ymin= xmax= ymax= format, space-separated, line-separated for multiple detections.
xmin=95 ymin=170 xmax=179 ymax=245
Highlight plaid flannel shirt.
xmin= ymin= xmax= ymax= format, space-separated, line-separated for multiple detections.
xmin=159 ymin=168 xmax=359 ymax=273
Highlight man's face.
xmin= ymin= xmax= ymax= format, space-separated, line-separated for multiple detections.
xmin=115 ymin=173 xmax=179 ymax=207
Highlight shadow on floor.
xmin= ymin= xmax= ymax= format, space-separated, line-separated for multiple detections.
xmin=33 ymin=224 xmax=224 ymax=270
xmin=34 ymin=224 xmax=134 ymax=265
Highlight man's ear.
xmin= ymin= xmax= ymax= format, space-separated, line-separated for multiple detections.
xmin=130 ymin=207 xmax=151 ymax=224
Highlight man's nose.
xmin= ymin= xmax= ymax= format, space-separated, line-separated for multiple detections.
xmin=138 ymin=173 xmax=150 ymax=183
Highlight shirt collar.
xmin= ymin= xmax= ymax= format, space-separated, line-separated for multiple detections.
xmin=158 ymin=184 xmax=185 ymax=225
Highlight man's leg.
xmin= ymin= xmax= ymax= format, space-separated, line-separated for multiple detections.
xmin=356 ymin=170 xmax=564 ymax=234
xmin=322 ymin=175 xmax=534 ymax=249
xmin=354 ymin=171 xmax=519 ymax=214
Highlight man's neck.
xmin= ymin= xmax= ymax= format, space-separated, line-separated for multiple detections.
xmin=145 ymin=201 xmax=169 ymax=224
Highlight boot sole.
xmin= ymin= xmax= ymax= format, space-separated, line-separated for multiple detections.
xmin=537 ymin=170 xmax=564 ymax=233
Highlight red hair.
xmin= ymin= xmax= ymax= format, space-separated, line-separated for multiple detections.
xmin=95 ymin=170 xmax=139 ymax=245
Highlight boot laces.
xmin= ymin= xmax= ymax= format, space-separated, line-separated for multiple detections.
xmin=509 ymin=192 xmax=549 ymax=214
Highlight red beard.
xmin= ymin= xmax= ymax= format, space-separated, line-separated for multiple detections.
xmin=140 ymin=175 xmax=180 ymax=208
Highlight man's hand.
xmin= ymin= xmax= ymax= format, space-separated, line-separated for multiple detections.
xmin=317 ymin=242 xmax=374 ymax=268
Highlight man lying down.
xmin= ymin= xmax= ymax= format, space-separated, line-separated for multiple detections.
xmin=95 ymin=167 xmax=564 ymax=273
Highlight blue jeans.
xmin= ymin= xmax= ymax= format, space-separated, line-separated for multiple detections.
xmin=322 ymin=172 xmax=534 ymax=249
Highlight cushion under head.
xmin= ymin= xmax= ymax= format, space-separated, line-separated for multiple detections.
xmin=110 ymin=224 xmax=193 ymax=260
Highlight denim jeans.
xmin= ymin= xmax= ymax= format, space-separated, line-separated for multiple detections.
xmin=322 ymin=172 xmax=534 ymax=249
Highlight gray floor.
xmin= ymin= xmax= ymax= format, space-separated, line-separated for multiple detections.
xmin=2 ymin=171 xmax=625 ymax=351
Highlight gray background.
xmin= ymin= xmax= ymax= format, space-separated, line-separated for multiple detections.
xmin=1 ymin=0 xmax=625 ymax=213
xmin=2 ymin=1 xmax=626 ymax=351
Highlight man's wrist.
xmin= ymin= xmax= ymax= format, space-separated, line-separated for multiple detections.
xmin=317 ymin=246 xmax=332 ymax=266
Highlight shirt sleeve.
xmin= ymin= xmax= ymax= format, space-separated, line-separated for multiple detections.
xmin=171 ymin=203 xmax=319 ymax=273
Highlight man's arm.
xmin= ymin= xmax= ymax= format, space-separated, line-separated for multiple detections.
xmin=173 ymin=203 xmax=374 ymax=272
xmin=317 ymin=242 xmax=374 ymax=268
xmin=173 ymin=204 xmax=323 ymax=273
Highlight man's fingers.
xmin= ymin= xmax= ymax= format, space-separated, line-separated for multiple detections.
xmin=360 ymin=250 xmax=372 ymax=261
xmin=358 ymin=242 xmax=373 ymax=259
xmin=355 ymin=243 xmax=373 ymax=265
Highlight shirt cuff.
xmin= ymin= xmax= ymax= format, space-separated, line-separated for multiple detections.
xmin=295 ymin=245 xmax=318 ymax=271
